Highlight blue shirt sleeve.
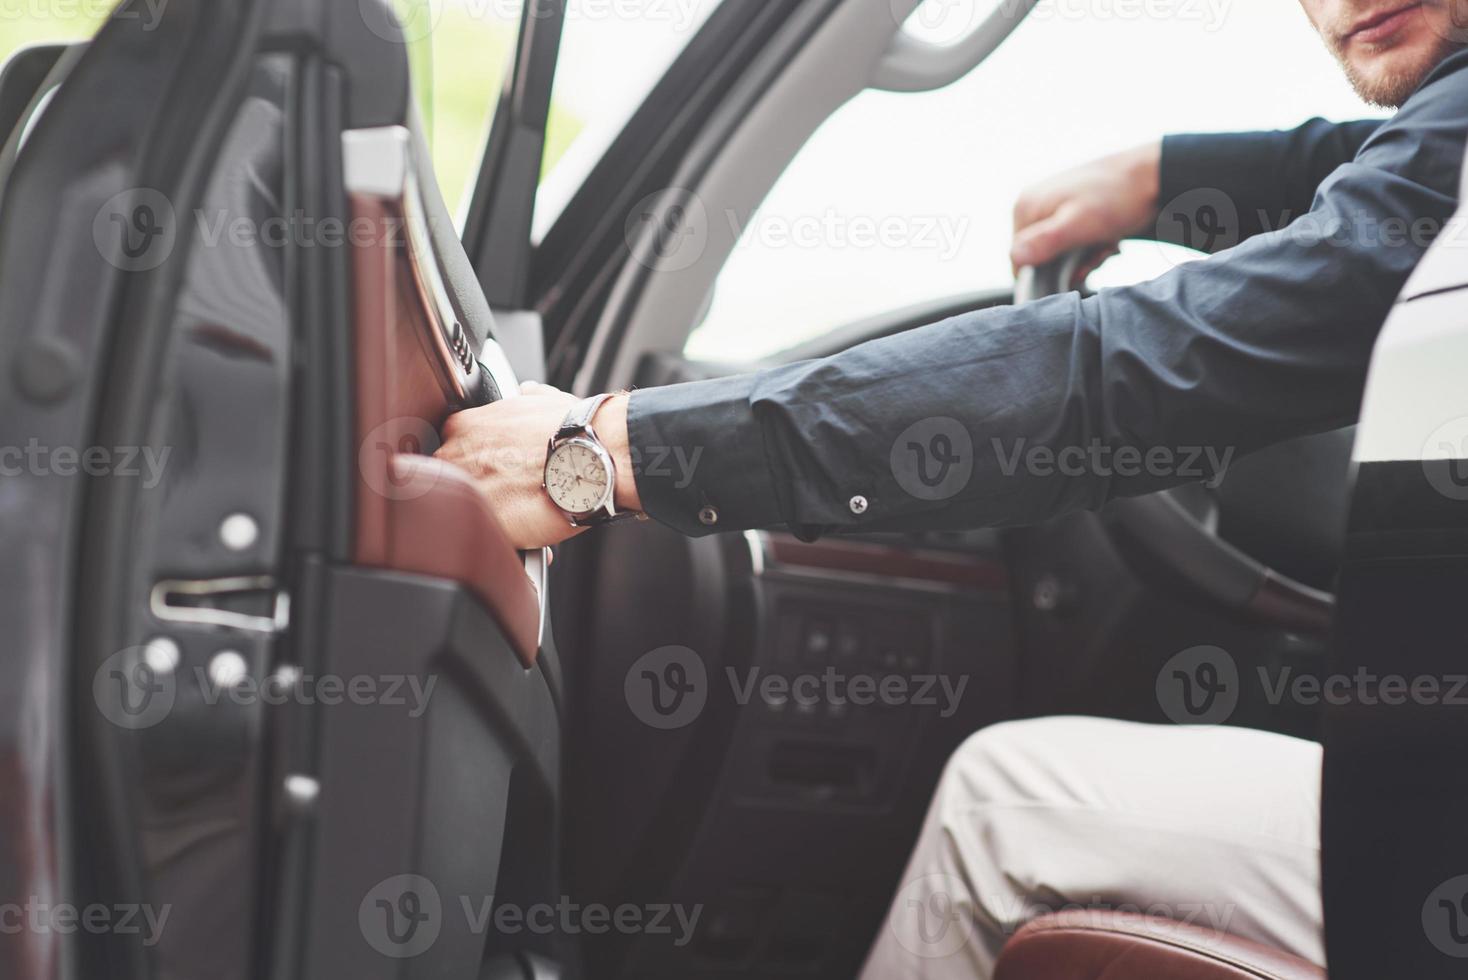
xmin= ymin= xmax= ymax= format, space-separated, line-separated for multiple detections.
xmin=626 ymin=51 xmax=1468 ymax=540
xmin=1158 ymin=118 xmax=1384 ymax=251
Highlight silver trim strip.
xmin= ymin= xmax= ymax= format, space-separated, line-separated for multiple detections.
xmin=744 ymin=530 xmax=766 ymax=576
xmin=150 ymin=576 xmax=290 ymax=634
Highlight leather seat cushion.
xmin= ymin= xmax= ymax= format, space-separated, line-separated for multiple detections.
xmin=994 ymin=911 xmax=1326 ymax=980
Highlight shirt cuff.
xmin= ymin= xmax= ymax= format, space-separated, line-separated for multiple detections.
xmin=626 ymin=375 xmax=787 ymax=537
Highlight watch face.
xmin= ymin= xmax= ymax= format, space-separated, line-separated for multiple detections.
xmin=545 ymin=440 xmax=613 ymax=516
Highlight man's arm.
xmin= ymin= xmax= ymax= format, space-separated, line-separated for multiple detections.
xmin=1011 ymin=118 xmax=1383 ymax=271
xmin=1157 ymin=117 xmax=1385 ymax=252
xmin=436 ymin=55 xmax=1465 ymax=551
xmin=622 ymin=57 xmax=1465 ymax=541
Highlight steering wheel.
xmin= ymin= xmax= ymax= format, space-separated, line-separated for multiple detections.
xmin=1016 ymin=254 xmax=1339 ymax=633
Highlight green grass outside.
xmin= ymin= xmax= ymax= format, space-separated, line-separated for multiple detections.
xmin=0 ymin=9 xmax=103 ymax=52
xmin=407 ymin=4 xmax=584 ymax=213
xmin=1 ymin=3 xmax=583 ymax=216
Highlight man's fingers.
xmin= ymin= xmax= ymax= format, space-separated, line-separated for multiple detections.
xmin=1010 ymin=195 xmax=1056 ymax=274
xmin=1011 ymin=194 xmax=1049 ymax=239
xmin=520 ymin=380 xmax=563 ymax=397
xmin=1072 ymin=243 xmax=1121 ymax=287
xmin=1011 ymin=217 xmax=1067 ymax=269
xmin=1011 ymin=202 xmax=1117 ymax=271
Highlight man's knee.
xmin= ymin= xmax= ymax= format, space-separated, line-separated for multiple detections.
xmin=935 ymin=717 xmax=1069 ymax=812
xmin=952 ymin=718 xmax=1054 ymax=761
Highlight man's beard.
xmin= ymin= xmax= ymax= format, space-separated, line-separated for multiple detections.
xmin=1329 ymin=30 xmax=1463 ymax=108
xmin=1341 ymin=58 xmax=1434 ymax=107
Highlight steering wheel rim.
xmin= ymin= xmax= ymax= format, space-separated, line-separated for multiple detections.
xmin=1015 ymin=253 xmax=1337 ymax=634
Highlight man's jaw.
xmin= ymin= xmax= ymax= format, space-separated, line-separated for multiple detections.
xmin=1326 ymin=1 xmax=1463 ymax=107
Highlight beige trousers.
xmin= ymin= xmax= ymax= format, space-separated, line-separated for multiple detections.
xmin=859 ymin=717 xmax=1324 ymax=979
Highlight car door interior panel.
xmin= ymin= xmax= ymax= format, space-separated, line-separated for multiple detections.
xmin=288 ymin=19 xmax=565 ymax=980
xmin=0 ymin=4 xmax=562 ymax=980
xmin=0 ymin=4 xmax=270 ymax=978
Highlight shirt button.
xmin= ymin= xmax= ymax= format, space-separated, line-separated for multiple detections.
xmin=849 ymin=495 xmax=869 ymax=516
xmin=699 ymin=506 xmax=720 ymax=526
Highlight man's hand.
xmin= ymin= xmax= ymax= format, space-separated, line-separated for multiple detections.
xmin=435 ymin=383 xmax=641 ymax=551
xmin=1010 ymin=141 xmax=1162 ymax=284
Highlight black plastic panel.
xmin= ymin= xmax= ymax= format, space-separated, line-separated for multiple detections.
xmin=1323 ymin=458 xmax=1468 ymax=978
xmin=562 ymin=516 xmax=1017 ymax=979
xmin=297 ymin=567 xmax=560 ymax=980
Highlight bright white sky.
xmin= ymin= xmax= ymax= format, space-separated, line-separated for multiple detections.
xmin=526 ymin=0 xmax=1377 ymax=361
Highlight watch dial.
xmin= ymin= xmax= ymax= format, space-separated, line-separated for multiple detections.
xmin=546 ymin=442 xmax=611 ymax=515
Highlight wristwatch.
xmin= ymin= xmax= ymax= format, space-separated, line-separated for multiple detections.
xmin=543 ymin=394 xmax=637 ymax=527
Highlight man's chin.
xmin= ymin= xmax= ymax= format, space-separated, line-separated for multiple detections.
xmin=1343 ymin=38 xmax=1459 ymax=107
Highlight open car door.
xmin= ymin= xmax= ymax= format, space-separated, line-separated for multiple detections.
xmin=0 ymin=1 xmax=565 ymax=978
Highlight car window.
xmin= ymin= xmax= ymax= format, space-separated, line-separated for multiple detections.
xmin=0 ymin=1 xmax=498 ymax=217
xmin=1 ymin=0 xmax=719 ymax=231
xmin=407 ymin=0 xmax=722 ymax=228
xmin=0 ymin=6 xmax=105 ymax=63
xmin=686 ymin=1 xmax=1374 ymax=363
xmin=533 ymin=0 xmax=724 ymax=238
xmin=401 ymin=1 xmax=514 ymax=218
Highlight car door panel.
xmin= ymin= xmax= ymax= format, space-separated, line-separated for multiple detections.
xmin=1 ymin=4 xmax=563 ymax=980
xmin=0 ymin=2 xmax=269 ymax=977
